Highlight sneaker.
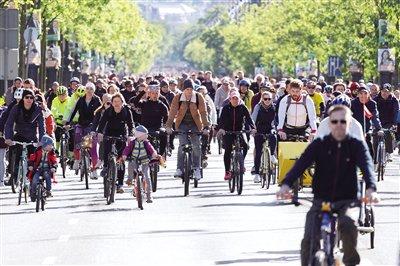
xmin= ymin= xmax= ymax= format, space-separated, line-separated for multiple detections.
xmin=72 ymin=160 xmax=80 ymax=171
xmin=116 ymin=186 xmax=124 ymax=194
xmin=253 ymin=174 xmax=261 ymax=183
xmin=224 ymin=171 xmax=232 ymax=180
xmin=90 ymin=170 xmax=98 ymax=180
xmin=125 ymin=178 xmax=133 ymax=186
xmin=271 ymin=155 xmax=278 ymax=165
xmin=194 ymin=168 xmax=202 ymax=181
xmin=174 ymin=169 xmax=183 ymax=178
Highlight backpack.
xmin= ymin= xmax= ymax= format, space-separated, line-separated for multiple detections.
xmin=178 ymin=92 xmax=200 ymax=109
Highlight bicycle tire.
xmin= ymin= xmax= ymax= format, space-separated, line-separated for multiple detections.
xmin=150 ymin=164 xmax=157 ymax=192
xmin=103 ymin=174 xmax=109 ymax=199
xmin=24 ymin=185 xmax=28 ymax=203
xmin=10 ymin=151 xmax=18 ymax=193
xmin=106 ymin=159 xmax=116 ymax=205
xmin=236 ymin=152 xmax=244 ymax=195
xmin=229 ymin=154 xmax=236 ymax=193
xmin=218 ymin=138 xmax=222 ymax=155
xmin=41 ymin=185 xmax=45 ymax=211
xmin=260 ymin=151 xmax=266 ymax=188
xmin=36 ymin=185 xmax=41 ymax=212
xmin=183 ymin=152 xmax=190 ymax=196
xmin=17 ymin=161 xmax=23 ymax=206
xmin=83 ymin=151 xmax=90 ymax=189
xmin=292 ymin=179 xmax=300 ymax=206
xmin=136 ymin=174 xmax=143 ymax=210
xmin=265 ymin=147 xmax=272 ymax=189
xmin=61 ymin=140 xmax=67 ymax=178
xmin=370 ymin=207 xmax=375 ymax=249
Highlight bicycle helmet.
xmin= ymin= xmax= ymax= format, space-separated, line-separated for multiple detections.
xmin=239 ymin=79 xmax=250 ymax=87
xmin=75 ymin=85 xmax=86 ymax=97
xmin=70 ymin=77 xmax=80 ymax=84
xmin=324 ymin=85 xmax=333 ymax=93
xmin=56 ymin=86 xmax=68 ymax=96
xmin=13 ymin=87 xmax=24 ymax=100
xmin=382 ymin=83 xmax=392 ymax=91
xmin=331 ymin=94 xmax=351 ymax=108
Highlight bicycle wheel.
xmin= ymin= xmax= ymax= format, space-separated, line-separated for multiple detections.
xmin=183 ymin=152 xmax=190 ymax=196
xmin=106 ymin=160 xmax=116 ymax=205
xmin=36 ymin=185 xmax=41 ymax=212
xmin=260 ymin=151 xmax=266 ymax=188
xmin=61 ymin=140 xmax=67 ymax=178
xmin=218 ymin=138 xmax=222 ymax=155
xmin=82 ymin=151 xmax=90 ymax=189
xmin=264 ymin=147 xmax=272 ymax=189
xmin=10 ymin=151 xmax=18 ymax=193
xmin=136 ymin=174 xmax=143 ymax=210
xmin=150 ymin=164 xmax=158 ymax=192
xmin=236 ymin=153 xmax=244 ymax=195
xmin=229 ymin=154 xmax=236 ymax=193
xmin=365 ymin=206 xmax=375 ymax=249
xmin=41 ymin=185 xmax=45 ymax=211
xmin=292 ymin=179 xmax=300 ymax=206
xmin=17 ymin=161 xmax=23 ymax=205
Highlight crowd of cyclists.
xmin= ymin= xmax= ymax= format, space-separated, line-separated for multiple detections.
xmin=1 ymin=70 xmax=399 ymax=265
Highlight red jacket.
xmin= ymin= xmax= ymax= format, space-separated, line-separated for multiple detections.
xmin=28 ymin=147 xmax=58 ymax=181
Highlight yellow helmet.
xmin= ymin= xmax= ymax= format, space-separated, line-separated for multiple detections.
xmin=75 ymin=85 xmax=86 ymax=97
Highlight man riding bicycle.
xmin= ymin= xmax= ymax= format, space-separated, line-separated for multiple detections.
xmin=166 ymin=78 xmax=210 ymax=181
xmin=277 ymin=105 xmax=379 ymax=266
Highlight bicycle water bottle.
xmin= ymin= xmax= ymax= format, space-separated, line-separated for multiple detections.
xmin=321 ymin=213 xmax=331 ymax=233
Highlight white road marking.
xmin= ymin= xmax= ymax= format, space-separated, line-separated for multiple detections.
xmin=58 ymin=234 xmax=70 ymax=242
xmin=42 ymin=256 xmax=57 ymax=265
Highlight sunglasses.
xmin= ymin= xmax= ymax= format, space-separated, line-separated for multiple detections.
xmin=24 ymin=96 xmax=34 ymax=100
xmin=105 ymin=101 xmax=111 ymax=105
xmin=263 ymin=98 xmax=272 ymax=101
xmin=330 ymin=119 xmax=347 ymax=125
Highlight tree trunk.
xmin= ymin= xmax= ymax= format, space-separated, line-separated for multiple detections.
xmin=39 ymin=16 xmax=46 ymax=92
xmin=18 ymin=3 xmax=26 ymax=78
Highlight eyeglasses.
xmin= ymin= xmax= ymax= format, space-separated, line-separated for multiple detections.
xmin=263 ymin=98 xmax=272 ymax=101
xmin=24 ymin=96 xmax=34 ymax=100
xmin=330 ymin=119 xmax=347 ymax=125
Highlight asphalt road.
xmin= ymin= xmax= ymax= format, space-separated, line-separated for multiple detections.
xmin=1 ymin=140 xmax=399 ymax=266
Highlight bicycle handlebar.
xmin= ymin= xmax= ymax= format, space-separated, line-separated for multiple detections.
xmin=225 ymin=130 xmax=253 ymax=135
xmin=11 ymin=141 xmax=37 ymax=147
xmin=173 ymin=130 xmax=204 ymax=136
xmin=103 ymin=135 xmax=127 ymax=142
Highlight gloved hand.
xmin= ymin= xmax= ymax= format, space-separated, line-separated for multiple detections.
xmin=166 ymin=127 xmax=173 ymax=135
xmin=202 ymin=128 xmax=210 ymax=135
xmin=216 ymin=129 xmax=226 ymax=139
xmin=50 ymin=168 xmax=56 ymax=173
xmin=28 ymin=166 xmax=33 ymax=171
xmin=5 ymin=139 xmax=13 ymax=146
xmin=278 ymin=131 xmax=287 ymax=140
xmin=276 ymin=184 xmax=292 ymax=200
xmin=308 ymin=133 xmax=315 ymax=142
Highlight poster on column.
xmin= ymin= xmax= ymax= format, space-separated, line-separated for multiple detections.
xmin=378 ymin=48 xmax=395 ymax=72
xmin=27 ymin=40 xmax=41 ymax=65
xmin=45 ymin=45 xmax=61 ymax=69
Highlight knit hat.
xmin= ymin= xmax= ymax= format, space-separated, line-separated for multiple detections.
xmin=230 ymin=90 xmax=240 ymax=99
xmin=22 ymin=89 xmax=34 ymax=99
xmin=41 ymin=134 xmax=54 ymax=148
xmin=135 ymin=125 xmax=148 ymax=140
xmin=183 ymin=79 xmax=194 ymax=90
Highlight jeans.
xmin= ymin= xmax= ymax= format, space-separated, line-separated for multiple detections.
xmin=254 ymin=133 xmax=277 ymax=174
xmin=0 ymin=148 xmax=6 ymax=183
xmin=31 ymin=169 xmax=52 ymax=193
xmin=301 ymin=200 xmax=360 ymax=266
xmin=128 ymin=160 xmax=151 ymax=196
xmin=177 ymin=123 xmax=201 ymax=171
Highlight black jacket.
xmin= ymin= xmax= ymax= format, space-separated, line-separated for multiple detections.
xmin=218 ymin=103 xmax=255 ymax=131
xmin=97 ymin=105 xmax=134 ymax=137
xmin=351 ymin=98 xmax=381 ymax=132
xmin=283 ymin=135 xmax=377 ymax=201
xmin=374 ymin=93 xmax=399 ymax=128
xmin=68 ymin=95 xmax=102 ymax=127
xmin=251 ymin=103 xmax=276 ymax=133
xmin=132 ymin=91 xmax=168 ymax=130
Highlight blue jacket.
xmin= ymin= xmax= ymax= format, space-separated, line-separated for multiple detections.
xmin=4 ymin=103 xmax=45 ymax=142
xmin=374 ymin=93 xmax=399 ymax=128
xmin=283 ymin=135 xmax=376 ymax=201
xmin=351 ymin=98 xmax=381 ymax=132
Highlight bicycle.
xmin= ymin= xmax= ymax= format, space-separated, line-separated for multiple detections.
xmin=357 ymin=180 xmax=375 ymax=249
xmin=35 ymin=171 xmax=49 ymax=212
xmin=103 ymin=136 xmax=125 ymax=205
xmin=224 ymin=130 xmax=251 ymax=195
xmin=255 ymin=133 xmax=277 ymax=190
xmin=79 ymin=134 xmax=92 ymax=189
xmin=148 ymin=130 xmax=164 ymax=192
xmin=10 ymin=141 xmax=36 ymax=205
xmin=374 ymin=128 xmax=395 ymax=182
xmin=57 ymin=126 xmax=72 ymax=179
xmin=128 ymin=156 xmax=153 ymax=210
xmin=174 ymin=130 xmax=204 ymax=196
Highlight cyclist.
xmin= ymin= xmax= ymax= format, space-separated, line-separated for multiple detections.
xmin=251 ymin=91 xmax=277 ymax=183
xmin=35 ymin=94 xmax=55 ymax=139
xmin=97 ymin=93 xmax=134 ymax=193
xmin=251 ymin=82 xmax=272 ymax=111
xmin=4 ymin=89 xmax=45 ymax=182
xmin=44 ymin=81 xmax=59 ymax=109
xmin=316 ymin=94 xmax=364 ymax=140
xmin=94 ymin=79 xmax=107 ymax=99
xmin=238 ymin=79 xmax=254 ymax=112
xmin=28 ymin=135 xmax=57 ymax=200
xmin=68 ymin=77 xmax=80 ymax=96
xmin=168 ymin=79 xmax=181 ymax=94
xmin=51 ymin=86 xmax=70 ymax=151
xmin=305 ymin=80 xmax=325 ymax=118
xmin=66 ymin=82 xmax=102 ymax=178
xmin=277 ymin=104 xmax=378 ymax=266
xmin=197 ymin=85 xmax=217 ymax=157
xmin=121 ymin=125 xmax=161 ymax=203
xmin=5 ymin=77 xmax=22 ymax=106
xmin=165 ymin=78 xmax=210 ymax=180
xmin=160 ymin=80 xmax=175 ymax=104
xmin=214 ymin=77 xmax=231 ymax=116
xmin=120 ymin=79 xmax=136 ymax=103
xmin=201 ymin=71 xmax=216 ymax=100
xmin=277 ymin=79 xmax=317 ymax=141
xmin=131 ymin=81 xmax=168 ymax=156
xmin=217 ymin=90 xmax=256 ymax=180
xmin=249 ymin=74 xmax=265 ymax=94
xmin=373 ymin=83 xmax=399 ymax=160
xmin=350 ymin=84 xmax=383 ymax=158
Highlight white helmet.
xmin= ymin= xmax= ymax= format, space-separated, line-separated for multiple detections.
xmin=13 ymin=88 xmax=24 ymax=100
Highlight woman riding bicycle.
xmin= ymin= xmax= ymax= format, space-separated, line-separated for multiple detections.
xmin=66 ymin=82 xmax=101 ymax=178
xmin=4 ymin=89 xmax=45 ymax=181
xmin=251 ymin=91 xmax=277 ymax=183
xmin=97 ymin=93 xmax=134 ymax=193
xmin=217 ymin=90 xmax=256 ymax=181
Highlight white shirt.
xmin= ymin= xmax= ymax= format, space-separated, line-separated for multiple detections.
xmin=277 ymin=95 xmax=317 ymax=131
xmin=316 ymin=117 xmax=364 ymax=140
